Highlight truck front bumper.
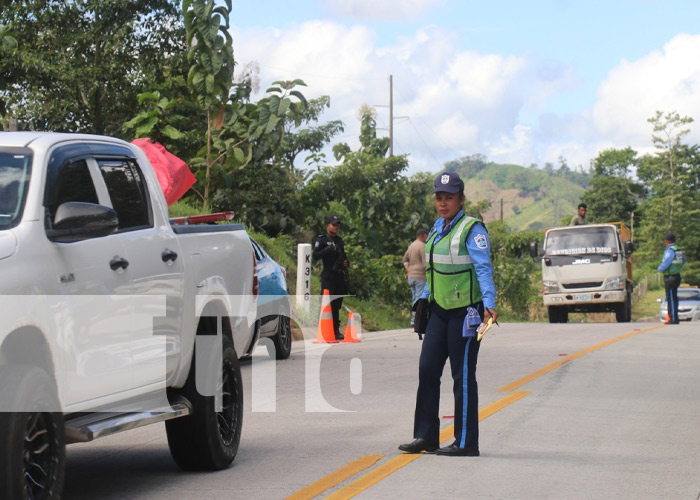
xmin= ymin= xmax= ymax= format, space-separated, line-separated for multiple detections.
xmin=544 ymin=290 xmax=626 ymax=307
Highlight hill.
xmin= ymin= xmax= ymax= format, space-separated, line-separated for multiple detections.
xmin=446 ymin=159 xmax=589 ymax=231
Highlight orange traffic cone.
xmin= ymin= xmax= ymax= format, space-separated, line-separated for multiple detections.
xmin=342 ymin=310 xmax=360 ymax=343
xmin=313 ymin=289 xmax=338 ymax=344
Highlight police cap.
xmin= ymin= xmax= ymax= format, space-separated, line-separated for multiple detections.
xmin=432 ymin=171 xmax=464 ymax=194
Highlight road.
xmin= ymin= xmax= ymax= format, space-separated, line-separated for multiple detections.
xmin=63 ymin=321 xmax=700 ymax=500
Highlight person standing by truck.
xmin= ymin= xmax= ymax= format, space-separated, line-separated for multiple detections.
xmin=313 ymin=215 xmax=350 ymax=340
xmin=658 ymin=232 xmax=685 ymax=324
xmin=569 ymin=203 xmax=588 ymax=226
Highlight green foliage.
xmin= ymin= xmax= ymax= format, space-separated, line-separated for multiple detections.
xmin=304 ymin=156 xmax=434 ymax=256
xmin=122 ymin=91 xmax=187 ymax=141
xmin=487 ymin=221 xmax=541 ymax=320
xmin=183 ymin=0 xmax=233 ymax=112
xmin=636 ymin=112 xmax=700 ymax=264
xmin=0 ymin=0 xmax=186 ymax=135
xmin=446 ymin=158 xmax=588 ymax=231
xmin=581 ymin=148 xmax=646 ymax=224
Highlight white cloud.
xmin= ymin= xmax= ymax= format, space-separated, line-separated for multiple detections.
xmin=592 ymin=33 xmax=700 ymax=153
xmin=321 ymin=0 xmax=444 ymax=21
xmin=235 ymin=20 xmax=700 ymax=174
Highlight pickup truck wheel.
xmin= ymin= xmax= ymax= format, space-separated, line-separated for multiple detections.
xmin=0 ymin=365 xmax=65 ymax=500
xmin=269 ymin=316 xmax=292 ymax=359
xmin=166 ymin=336 xmax=243 ymax=471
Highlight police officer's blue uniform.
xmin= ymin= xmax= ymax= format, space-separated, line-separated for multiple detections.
xmin=410 ymin=208 xmax=496 ymax=454
xmin=658 ymin=233 xmax=685 ymax=324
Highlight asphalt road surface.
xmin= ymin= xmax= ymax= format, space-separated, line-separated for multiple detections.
xmin=63 ymin=321 xmax=700 ymax=500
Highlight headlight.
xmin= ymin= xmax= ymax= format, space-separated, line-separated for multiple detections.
xmin=606 ymin=277 xmax=625 ymax=290
xmin=543 ymin=281 xmax=559 ymax=293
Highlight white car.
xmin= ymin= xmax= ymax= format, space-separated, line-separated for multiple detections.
xmin=659 ymin=286 xmax=700 ymax=322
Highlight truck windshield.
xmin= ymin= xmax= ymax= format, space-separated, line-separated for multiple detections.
xmin=544 ymin=226 xmax=618 ymax=256
xmin=0 ymin=150 xmax=32 ymax=230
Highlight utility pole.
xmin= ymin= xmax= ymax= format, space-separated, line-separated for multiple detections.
xmin=389 ymin=74 xmax=393 ymax=157
xmin=500 ymin=198 xmax=504 ymax=221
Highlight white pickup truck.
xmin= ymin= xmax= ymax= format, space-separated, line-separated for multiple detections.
xmin=0 ymin=132 xmax=258 ymax=499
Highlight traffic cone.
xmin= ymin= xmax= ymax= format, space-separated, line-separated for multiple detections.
xmin=313 ymin=289 xmax=338 ymax=344
xmin=342 ymin=310 xmax=360 ymax=343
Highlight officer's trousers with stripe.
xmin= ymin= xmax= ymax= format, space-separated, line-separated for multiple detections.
xmin=413 ymin=302 xmax=481 ymax=448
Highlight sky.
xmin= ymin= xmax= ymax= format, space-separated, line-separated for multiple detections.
xmin=230 ymin=0 xmax=700 ymax=174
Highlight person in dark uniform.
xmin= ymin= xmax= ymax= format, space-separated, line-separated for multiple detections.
xmin=399 ymin=171 xmax=498 ymax=457
xmin=658 ymin=232 xmax=685 ymax=324
xmin=313 ymin=215 xmax=349 ymax=340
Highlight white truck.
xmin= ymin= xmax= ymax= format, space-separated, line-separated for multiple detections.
xmin=530 ymin=223 xmax=635 ymax=323
xmin=0 ymin=132 xmax=259 ymax=499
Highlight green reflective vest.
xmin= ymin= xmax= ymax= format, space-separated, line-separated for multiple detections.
xmin=426 ymin=215 xmax=483 ymax=309
xmin=665 ymin=243 xmax=685 ymax=275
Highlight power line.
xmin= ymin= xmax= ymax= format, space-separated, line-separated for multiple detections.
xmin=252 ymin=64 xmax=387 ymax=82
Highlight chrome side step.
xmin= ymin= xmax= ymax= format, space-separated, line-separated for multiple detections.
xmin=65 ymin=398 xmax=192 ymax=444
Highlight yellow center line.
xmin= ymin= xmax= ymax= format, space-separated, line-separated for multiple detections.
xmin=289 ymin=324 xmax=661 ymax=500
xmin=285 ymin=455 xmax=384 ymax=500
xmin=498 ymin=323 xmax=665 ymax=393
xmin=323 ymin=391 xmax=531 ymax=500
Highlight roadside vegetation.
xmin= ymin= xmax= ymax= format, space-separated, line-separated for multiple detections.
xmin=1 ymin=1 xmax=696 ymax=329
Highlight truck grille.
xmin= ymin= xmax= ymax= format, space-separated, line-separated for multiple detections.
xmin=562 ymin=282 xmax=603 ymax=289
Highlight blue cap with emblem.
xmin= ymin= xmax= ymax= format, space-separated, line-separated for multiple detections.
xmin=432 ymin=171 xmax=464 ymax=194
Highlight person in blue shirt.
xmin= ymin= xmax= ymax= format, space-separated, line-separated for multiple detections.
xmin=399 ymin=171 xmax=498 ymax=457
xmin=657 ymin=232 xmax=685 ymax=324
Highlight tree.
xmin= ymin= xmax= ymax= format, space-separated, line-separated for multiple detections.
xmin=182 ymin=0 xmax=234 ymax=211
xmin=645 ymin=110 xmax=693 ymax=224
xmin=636 ymin=143 xmax=700 ymax=264
xmin=304 ymin=108 xmax=433 ymax=255
xmin=0 ymin=0 xmax=186 ymax=135
xmin=581 ymin=147 xmax=645 ymax=223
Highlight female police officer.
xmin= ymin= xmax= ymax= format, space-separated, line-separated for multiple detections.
xmin=399 ymin=171 xmax=498 ymax=457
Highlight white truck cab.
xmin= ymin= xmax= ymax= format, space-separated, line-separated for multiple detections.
xmin=530 ymin=223 xmax=634 ymax=323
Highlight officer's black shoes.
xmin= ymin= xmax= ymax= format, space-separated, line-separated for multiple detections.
xmin=335 ymin=334 xmax=344 ymax=341
xmin=398 ymin=438 xmax=439 ymax=453
xmin=435 ymin=442 xmax=479 ymax=456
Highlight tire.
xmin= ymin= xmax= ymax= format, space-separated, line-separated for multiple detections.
xmin=0 ymin=365 xmax=65 ymax=500
xmin=268 ymin=315 xmax=292 ymax=360
xmin=560 ymin=309 xmax=568 ymax=323
xmin=166 ymin=336 xmax=243 ymax=471
xmin=548 ymin=306 xmax=567 ymax=323
xmin=616 ymin=292 xmax=632 ymax=323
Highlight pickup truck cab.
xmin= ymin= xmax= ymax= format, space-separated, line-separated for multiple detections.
xmin=0 ymin=132 xmax=257 ymax=499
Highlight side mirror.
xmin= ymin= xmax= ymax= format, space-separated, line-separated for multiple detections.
xmin=529 ymin=241 xmax=538 ymax=259
xmin=656 ymin=298 xmax=662 ymax=303
xmin=46 ymin=202 xmax=119 ymax=243
xmin=624 ymin=239 xmax=635 ymax=255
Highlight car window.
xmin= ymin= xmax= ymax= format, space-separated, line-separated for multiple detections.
xmin=45 ymin=159 xmax=99 ymax=220
xmin=250 ymin=238 xmax=265 ymax=261
xmin=0 ymin=149 xmax=32 ymax=229
xmin=678 ymin=290 xmax=700 ymax=300
xmin=97 ymin=159 xmax=151 ymax=231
